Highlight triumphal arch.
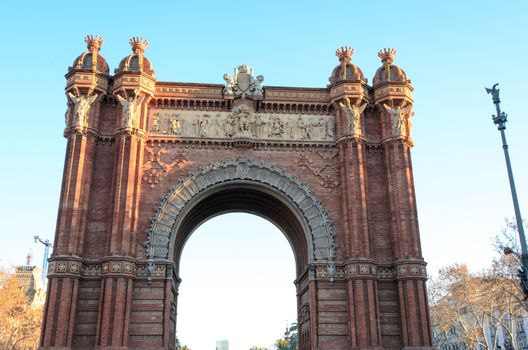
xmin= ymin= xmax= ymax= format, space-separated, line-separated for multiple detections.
xmin=41 ymin=36 xmax=432 ymax=349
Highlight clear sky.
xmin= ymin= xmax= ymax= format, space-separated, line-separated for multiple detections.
xmin=0 ymin=1 xmax=527 ymax=349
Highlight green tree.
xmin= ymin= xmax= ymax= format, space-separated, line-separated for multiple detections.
xmin=274 ymin=322 xmax=298 ymax=350
xmin=175 ymin=338 xmax=191 ymax=350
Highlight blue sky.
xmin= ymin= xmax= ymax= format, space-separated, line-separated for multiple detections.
xmin=0 ymin=1 xmax=527 ymax=349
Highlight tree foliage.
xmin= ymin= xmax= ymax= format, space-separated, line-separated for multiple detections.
xmin=0 ymin=269 xmax=43 ymax=350
xmin=175 ymin=338 xmax=192 ymax=350
xmin=274 ymin=322 xmax=298 ymax=350
xmin=429 ymin=221 xmax=528 ymax=350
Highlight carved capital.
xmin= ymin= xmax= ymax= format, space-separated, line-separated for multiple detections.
xmin=47 ymin=256 xmax=84 ymax=278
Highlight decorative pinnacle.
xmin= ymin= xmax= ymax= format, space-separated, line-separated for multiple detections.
xmin=485 ymin=83 xmax=501 ymax=104
xmin=336 ymin=46 xmax=354 ymax=63
xmin=130 ymin=36 xmax=149 ymax=54
xmin=378 ymin=48 xmax=397 ymax=64
xmin=85 ymin=35 xmax=104 ymax=52
xmin=486 ymin=83 xmax=507 ymax=129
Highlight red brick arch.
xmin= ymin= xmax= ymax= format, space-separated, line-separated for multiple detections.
xmin=40 ymin=38 xmax=432 ymax=350
xmin=146 ymin=157 xmax=336 ymax=276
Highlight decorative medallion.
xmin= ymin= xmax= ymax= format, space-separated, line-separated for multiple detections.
xmin=70 ymin=263 xmax=80 ymax=273
xmin=124 ymin=262 xmax=133 ymax=273
xmin=112 ymin=263 xmax=120 ymax=272
xmin=57 ymin=263 xmax=67 ymax=272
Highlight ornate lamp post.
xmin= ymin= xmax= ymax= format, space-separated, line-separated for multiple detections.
xmin=486 ymin=83 xmax=528 ymax=297
xmin=34 ymin=235 xmax=53 ymax=285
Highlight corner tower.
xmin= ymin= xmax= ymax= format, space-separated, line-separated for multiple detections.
xmin=41 ymin=35 xmax=109 ymax=349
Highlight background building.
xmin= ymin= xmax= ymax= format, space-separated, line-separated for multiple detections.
xmin=15 ymin=254 xmax=45 ymax=306
xmin=216 ymin=339 xmax=229 ymax=350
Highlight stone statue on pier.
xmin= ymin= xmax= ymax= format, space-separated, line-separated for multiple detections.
xmin=339 ymin=97 xmax=366 ymax=137
xmin=117 ymin=89 xmax=145 ymax=129
xmin=67 ymin=91 xmax=98 ymax=127
xmin=383 ymin=103 xmax=413 ymax=137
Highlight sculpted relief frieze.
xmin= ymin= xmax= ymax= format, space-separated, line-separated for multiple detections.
xmin=148 ymin=105 xmax=335 ymax=142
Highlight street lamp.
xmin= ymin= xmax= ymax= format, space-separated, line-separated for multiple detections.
xmin=486 ymin=83 xmax=528 ymax=297
xmin=34 ymin=235 xmax=53 ymax=285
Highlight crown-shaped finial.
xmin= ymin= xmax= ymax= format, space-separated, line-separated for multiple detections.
xmin=85 ymin=35 xmax=104 ymax=52
xmin=130 ymin=37 xmax=149 ymax=55
xmin=336 ymin=46 xmax=354 ymax=63
xmin=378 ymin=48 xmax=396 ymax=64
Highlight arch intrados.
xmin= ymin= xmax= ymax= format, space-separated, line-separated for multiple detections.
xmin=171 ymin=182 xmax=310 ymax=277
xmin=146 ymin=157 xmax=336 ymax=278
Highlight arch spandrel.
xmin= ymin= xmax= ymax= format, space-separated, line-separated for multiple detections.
xmin=145 ymin=157 xmax=336 ymax=270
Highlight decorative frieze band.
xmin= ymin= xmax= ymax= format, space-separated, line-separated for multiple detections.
xmin=373 ymin=84 xmax=413 ymax=103
xmin=66 ymin=72 xmax=108 ymax=91
xmin=147 ymin=106 xmax=335 ymax=142
xmin=113 ymin=75 xmax=155 ymax=92
xmin=156 ymin=85 xmax=223 ymax=98
xmin=47 ymin=259 xmax=425 ymax=281
xmin=328 ymin=84 xmax=369 ymax=99
xmin=264 ymin=89 xmax=329 ymax=102
xmin=47 ymin=259 xmax=171 ymax=280
xmin=315 ymin=262 xmax=427 ymax=281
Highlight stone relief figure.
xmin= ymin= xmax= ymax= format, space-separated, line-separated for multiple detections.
xmin=383 ymin=103 xmax=413 ymax=137
xmin=117 ymin=89 xmax=145 ymax=129
xmin=238 ymin=111 xmax=251 ymax=134
xmin=254 ymin=114 xmax=265 ymax=136
xmin=211 ymin=115 xmax=225 ymax=137
xmin=339 ymin=97 xmax=366 ymax=137
xmin=146 ymin=109 xmax=335 ymax=142
xmin=169 ymin=117 xmax=181 ymax=135
xmin=225 ymin=113 xmax=237 ymax=137
xmin=314 ymin=117 xmax=326 ymax=139
xmin=196 ymin=117 xmax=208 ymax=137
xmin=150 ymin=113 xmax=160 ymax=132
xmin=285 ymin=118 xmax=295 ymax=139
xmin=67 ymin=91 xmax=98 ymax=127
xmin=270 ymin=116 xmax=284 ymax=138
xmin=230 ymin=105 xmax=254 ymax=137
xmin=298 ymin=115 xmax=311 ymax=139
xmin=325 ymin=117 xmax=335 ymax=140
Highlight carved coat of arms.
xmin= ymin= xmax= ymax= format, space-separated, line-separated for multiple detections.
xmin=223 ymin=64 xmax=264 ymax=99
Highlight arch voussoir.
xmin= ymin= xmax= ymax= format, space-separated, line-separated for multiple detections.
xmin=145 ymin=157 xmax=336 ymax=263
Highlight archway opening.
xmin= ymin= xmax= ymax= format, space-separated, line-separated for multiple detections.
xmin=147 ymin=160 xmax=338 ymax=350
xmin=176 ymin=213 xmax=297 ymax=350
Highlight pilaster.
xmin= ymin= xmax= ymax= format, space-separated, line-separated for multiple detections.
xmin=330 ymin=47 xmax=382 ymax=349
xmin=373 ymin=48 xmax=430 ymax=348
xmin=96 ymin=37 xmax=156 ymax=348
xmin=41 ymin=35 xmax=108 ymax=348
